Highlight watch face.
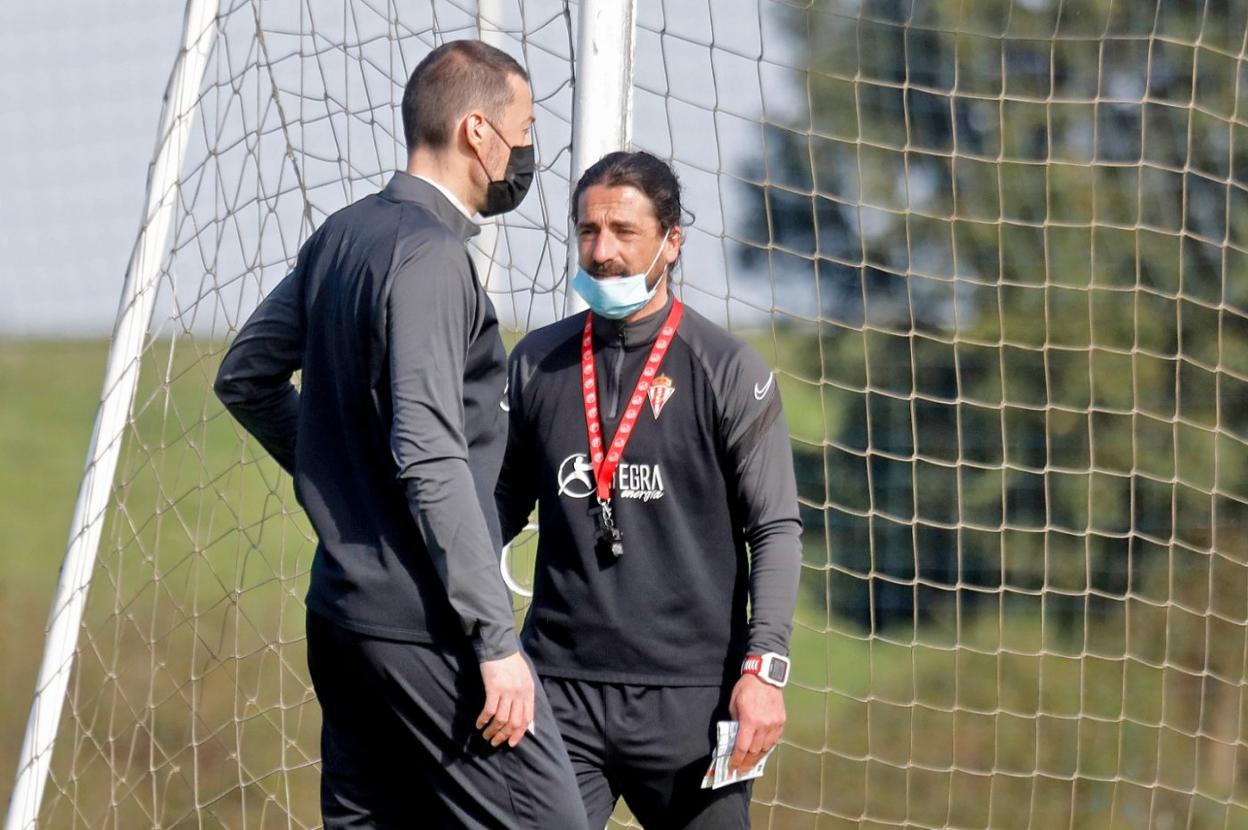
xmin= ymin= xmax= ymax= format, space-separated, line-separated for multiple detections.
xmin=767 ymin=659 xmax=788 ymax=683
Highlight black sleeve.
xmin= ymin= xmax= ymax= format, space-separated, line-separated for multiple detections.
xmin=495 ymin=348 xmax=538 ymax=546
xmin=717 ymin=345 xmax=803 ymax=657
xmin=213 ymin=243 xmax=310 ymax=475
xmin=388 ymin=231 xmax=517 ymax=662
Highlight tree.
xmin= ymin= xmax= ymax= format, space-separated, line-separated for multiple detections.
xmin=741 ymin=0 xmax=1248 ymax=631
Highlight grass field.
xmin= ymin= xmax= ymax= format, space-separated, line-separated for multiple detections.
xmin=0 ymin=339 xmax=109 ymax=805
xmin=3 ymin=337 xmax=1247 ymax=829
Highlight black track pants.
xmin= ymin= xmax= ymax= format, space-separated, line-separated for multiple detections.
xmin=541 ymin=677 xmax=751 ymax=830
xmin=307 ymin=611 xmax=588 ymax=829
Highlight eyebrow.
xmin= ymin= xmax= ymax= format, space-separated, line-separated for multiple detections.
xmin=576 ymin=217 xmax=642 ymax=232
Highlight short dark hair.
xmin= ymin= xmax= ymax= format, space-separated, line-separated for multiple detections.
xmin=572 ymin=151 xmax=683 ymax=232
xmin=402 ymin=40 xmax=528 ymax=152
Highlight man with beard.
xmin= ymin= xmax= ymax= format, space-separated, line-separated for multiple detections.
xmin=496 ymin=151 xmax=802 ymax=828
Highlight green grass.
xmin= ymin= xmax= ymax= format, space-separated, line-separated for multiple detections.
xmin=0 ymin=340 xmax=107 ymax=586
xmin=4 ymin=338 xmax=1248 ymax=829
xmin=0 ymin=339 xmax=110 ymax=810
xmin=2 ymin=338 xmax=320 ymax=829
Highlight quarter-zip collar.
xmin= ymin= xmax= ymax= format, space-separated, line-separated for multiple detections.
xmin=410 ymin=174 xmax=476 ymax=221
xmin=590 ymin=292 xmax=676 ymax=351
xmin=590 ymin=292 xmax=677 ymax=420
xmin=380 ymin=171 xmax=481 ymax=242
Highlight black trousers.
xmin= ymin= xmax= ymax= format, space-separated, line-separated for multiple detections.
xmin=306 ymin=611 xmax=588 ymax=829
xmin=541 ymin=677 xmax=752 ymax=830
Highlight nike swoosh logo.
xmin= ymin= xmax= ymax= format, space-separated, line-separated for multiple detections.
xmin=753 ymin=373 xmax=774 ymax=401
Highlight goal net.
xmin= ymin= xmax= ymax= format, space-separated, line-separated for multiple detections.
xmin=10 ymin=1 xmax=1248 ymax=829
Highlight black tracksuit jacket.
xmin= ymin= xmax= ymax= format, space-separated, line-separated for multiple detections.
xmin=214 ymin=173 xmax=517 ymax=660
xmin=497 ymin=294 xmax=803 ymax=685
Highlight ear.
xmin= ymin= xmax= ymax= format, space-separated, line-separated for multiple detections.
xmin=663 ymin=225 xmax=682 ymax=267
xmin=462 ymin=111 xmax=489 ymax=154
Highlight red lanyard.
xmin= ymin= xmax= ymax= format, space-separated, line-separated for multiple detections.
xmin=580 ymin=300 xmax=684 ymax=503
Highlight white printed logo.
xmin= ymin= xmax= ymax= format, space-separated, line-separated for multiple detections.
xmin=753 ymin=372 xmax=775 ymax=401
xmin=557 ymin=453 xmax=596 ymax=498
xmin=556 ymin=453 xmax=666 ymax=502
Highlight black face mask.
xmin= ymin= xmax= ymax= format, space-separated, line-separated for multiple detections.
xmin=475 ymin=120 xmax=535 ymax=217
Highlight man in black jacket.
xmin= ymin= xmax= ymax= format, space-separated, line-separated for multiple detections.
xmin=214 ymin=40 xmax=586 ymax=829
xmin=497 ymin=151 xmax=803 ymax=829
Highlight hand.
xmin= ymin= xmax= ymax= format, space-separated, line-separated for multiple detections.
xmin=476 ymin=651 xmax=535 ymax=748
xmin=727 ymin=673 xmax=786 ymax=774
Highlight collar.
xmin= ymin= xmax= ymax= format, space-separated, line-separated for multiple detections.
xmin=410 ymin=174 xmax=476 ymax=220
xmin=380 ymin=172 xmax=480 ymax=241
xmin=591 ymin=292 xmax=677 ymax=350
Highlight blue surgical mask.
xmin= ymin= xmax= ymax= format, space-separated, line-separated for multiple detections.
xmin=572 ymin=229 xmax=671 ymax=320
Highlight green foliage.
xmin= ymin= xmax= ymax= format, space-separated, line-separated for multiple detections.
xmin=740 ymin=0 xmax=1248 ymax=636
xmin=723 ymin=2 xmax=1248 ymax=820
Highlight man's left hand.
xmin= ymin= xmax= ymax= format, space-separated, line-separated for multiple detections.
xmin=727 ymin=673 xmax=786 ymax=774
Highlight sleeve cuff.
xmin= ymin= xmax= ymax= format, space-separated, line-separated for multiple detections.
xmin=745 ymin=635 xmax=790 ymax=658
xmin=472 ymin=626 xmax=520 ymax=662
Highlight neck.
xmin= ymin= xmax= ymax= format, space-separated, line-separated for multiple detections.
xmin=406 ymin=147 xmax=480 ymax=213
xmin=622 ymin=276 xmax=670 ymax=324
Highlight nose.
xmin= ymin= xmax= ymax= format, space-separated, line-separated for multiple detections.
xmin=588 ymin=229 xmax=620 ymax=270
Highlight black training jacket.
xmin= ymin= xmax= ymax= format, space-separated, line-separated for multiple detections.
xmin=214 ymin=173 xmax=517 ymax=660
xmin=497 ymin=293 xmax=803 ymax=685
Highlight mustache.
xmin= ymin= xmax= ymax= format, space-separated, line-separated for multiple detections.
xmin=587 ymin=264 xmax=627 ymax=278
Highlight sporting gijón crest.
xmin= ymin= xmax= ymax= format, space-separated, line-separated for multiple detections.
xmin=648 ymin=374 xmax=675 ymax=419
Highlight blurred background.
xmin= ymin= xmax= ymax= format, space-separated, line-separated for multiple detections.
xmin=0 ymin=0 xmax=186 ymax=818
xmin=4 ymin=1 xmax=1248 ymax=828
xmin=0 ymin=2 xmax=185 ymax=335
